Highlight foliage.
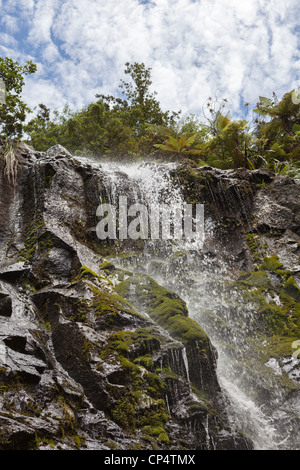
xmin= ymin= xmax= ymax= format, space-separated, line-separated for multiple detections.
xmin=0 ymin=57 xmax=37 ymax=139
xmin=118 ymin=62 xmax=180 ymax=134
xmin=155 ymin=133 xmax=197 ymax=153
xmin=204 ymin=117 xmax=252 ymax=168
xmin=253 ymin=91 xmax=300 ymax=166
xmin=1 ymin=54 xmax=299 ymax=175
xmin=153 ymin=132 xmax=207 ymax=164
xmin=25 ymin=103 xmax=59 ymax=151
xmin=146 ymin=114 xmax=208 ymax=162
xmin=25 ymin=62 xmax=181 ymax=155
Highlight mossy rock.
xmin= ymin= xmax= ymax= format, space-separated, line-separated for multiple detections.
xmin=283 ymin=276 xmax=300 ymax=302
xmin=238 ymin=270 xmax=270 ymax=288
xmin=115 ymin=273 xmax=208 ymax=348
xmin=76 ymin=265 xmax=107 ymax=283
xmin=142 ymin=426 xmax=169 ymax=444
xmin=134 ymin=354 xmax=155 ymax=371
xmin=254 ymin=334 xmax=300 ymax=360
xmin=231 ymin=256 xmax=300 ymax=340
xmin=102 ymin=328 xmax=161 ymax=362
xmin=89 ymin=284 xmax=142 ymax=328
xmin=260 ymin=255 xmax=283 ymax=273
xmin=18 ymin=218 xmax=45 ymax=263
xmin=104 ymin=330 xmax=170 ymax=439
xmin=99 ymin=261 xmax=116 ymax=275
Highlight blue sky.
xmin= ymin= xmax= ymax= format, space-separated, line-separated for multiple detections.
xmin=0 ymin=0 xmax=299 ymax=122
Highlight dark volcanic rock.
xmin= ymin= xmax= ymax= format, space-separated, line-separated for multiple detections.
xmin=5 ymin=143 xmax=300 ymax=450
xmin=0 ymin=293 xmax=12 ymax=317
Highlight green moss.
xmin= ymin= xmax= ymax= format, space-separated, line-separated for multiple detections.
xmin=142 ymin=426 xmax=169 ymax=444
xmin=260 ymin=255 xmax=283 ymax=272
xmin=77 ymin=266 xmax=106 ymax=283
xmin=186 ymin=399 xmax=209 ymax=413
xmin=82 ymin=340 xmax=93 ymax=361
xmin=139 ymin=398 xmax=169 ymax=438
xmin=72 ymin=435 xmax=86 ymax=450
xmin=259 ymin=303 xmax=299 ymax=336
xmin=102 ymin=328 xmax=160 ymax=363
xmin=232 ymin=259 xmax=300 ymax=341
xmin=102 ymin=324 xmax=172 ymax=442
xmin=116 ymin=274 xmax=188 ymax=317
xmin=18 ymin=218 xmax=45 ymax=263
xmin=68 ymin=299 xmax=89 ymax=322
xmin=245 ymin=234 xmax=257 ymax=249
xmin=134 ymin=354 xmax=154 ymax=371
xmin=23 ymin=280 xmax=36 ymax=293
xmin=108 ymin=331 xmax=134 ymax=356
xmin=245 ymin=233 xmax=264 ymax=262
xmin=144 ymin=372 xmax=167 ymax=398
xmin=107 ymin=358 xmax=170 ymax=440
xmin=254 ymin=334 xmax=300 ymax=360
xmin=239 ymin=270 xmax=270 ymax=288
xmin=283 ymin=276 xmax=300 ymax=302
xmin=111 ymin=393 xmax=136 ymax=433
xmin=115 ymin=274 xmax=208 ymax=348
xmin=100 ymin=261 xmax=116 ymax=275
xmin=276 ymin=269 xmax=293 ymax=282
xmin=89 ymin=284 xmax=139 ymax=323
xmin=167 ymin=315 xmax=208 ymax=347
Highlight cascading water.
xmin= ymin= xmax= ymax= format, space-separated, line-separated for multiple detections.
xmin=77 ymin=156 xmax=299 ymax=450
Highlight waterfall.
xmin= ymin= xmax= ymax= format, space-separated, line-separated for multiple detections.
xmin=182 ymin=347 xmax=190 ymax=384
xmin=80 ymin=157 xmax=298 ymax=450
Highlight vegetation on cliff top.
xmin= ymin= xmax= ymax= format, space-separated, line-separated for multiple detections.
xmin=1 ymin=56 xmax=300 ymax=177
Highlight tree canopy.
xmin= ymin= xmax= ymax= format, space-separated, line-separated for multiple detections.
xmin=0 ymin=57 xmax=37 ymax=140
xmin=0 ymin=55 xmax=299 ymax=177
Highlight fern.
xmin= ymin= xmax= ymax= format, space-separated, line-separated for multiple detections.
xmin=254 ymin=96 xmax=275 ymax=116
xmin=154 ymin=133 xmax=202 ymax=155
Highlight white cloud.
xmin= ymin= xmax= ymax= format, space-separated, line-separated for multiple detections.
xmin=0 ymin=32 xmax=18 ymax=48
xmin=1 ymin=13 xmax=19 ymax=33
xmin=24 ymin=77 xmax=66 ymax=115
xmin=28 ymin=0 xmax=60 ymax=45
xmin=1 ymin=0 xmax=299 ymax=121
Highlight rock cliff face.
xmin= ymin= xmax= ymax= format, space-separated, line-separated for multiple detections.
xmin=0 ymin=143 xmax=299 ymax=450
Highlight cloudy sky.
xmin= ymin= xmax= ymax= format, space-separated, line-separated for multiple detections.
xmin=0 ymin=0 xmax=299 ymax=122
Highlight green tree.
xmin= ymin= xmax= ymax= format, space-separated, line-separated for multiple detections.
xmin=254 ymin=91 xmax=300 ymax=163
xmin=118 ymin=62 xmax=180 ymax=134
xmin=25 ymin=103 xmax=59 ymax=151
xmin=26 ymin=100 xmax=136 ymax=156
xmin=0 ymin=57 xmax=37 ymax=139
xmin=61 ymin=101 xmax=136 ymax=155
xmin=202 ymin=112 xmax=253 ymax=169
xmin=27 ymin=62 xmax=181 ymax=156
